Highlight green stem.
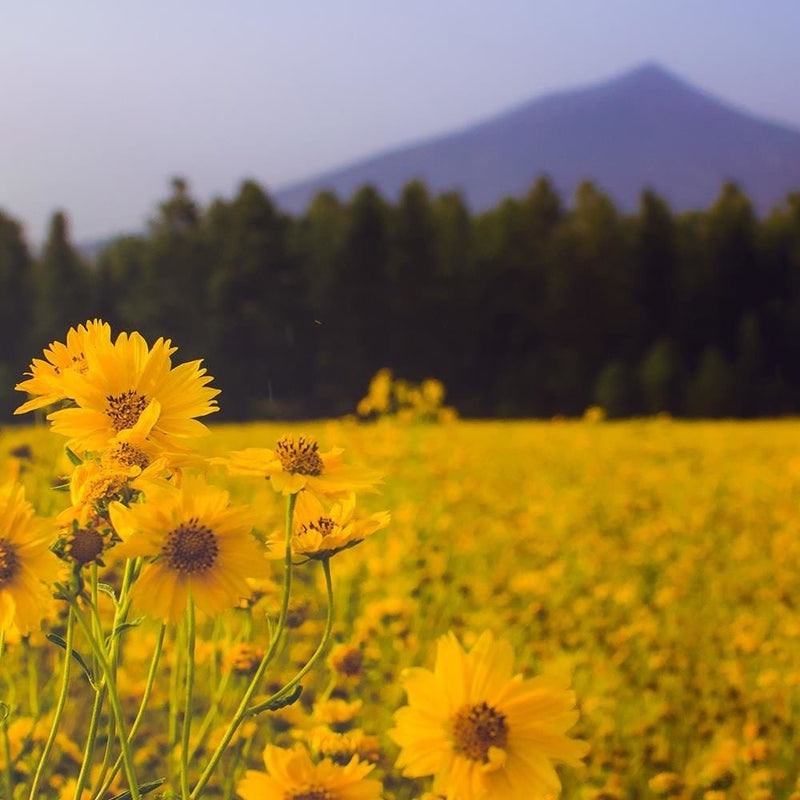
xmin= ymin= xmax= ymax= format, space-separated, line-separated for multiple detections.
xmin=189 ymin=492 xmax=297 ymax=799
xmin=70 ymin=602 xmax=142 ymax=800
xmin=187 ymin=661 xmax=233 ymax=763
xmin=29 ymin=608 xmax=75 ymax=800
xmin=249 ymin=557 xmax=334 ymax=714
xmin=92 ymin=557 xmax=138 ymax=793
xmin=28 ymin=645 xmax=39 ymax=719
xmin=73 ymin=683 xmax=106 ymax=800
xmin=1 ymin=713 xmax=12 ymax=800
xmin=0 ymin=629 xmax=12 ymax=800
xmin=180 ymin=599 xmax=196 ymax=800
xmin=168 ymin=616 xmax=185 ymax=784
xmin=93 ymin=623 xmax=166 ymax=800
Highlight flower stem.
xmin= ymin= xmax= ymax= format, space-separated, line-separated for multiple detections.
xmin=189 ymin=492 xmax=297 ymax=799
xmin=93 ymin=623 xmax=165 ymax=800
xmin=0 ymin=629 xmax=12 ymax=800
xmin=180 ymin=598 xmax=196 ymax=800
xmin=249 ymin=557 xmax=334 ymax=714
xmin=74 ymin=683 xmax=106 ymax=799
xmin=29 ymin=607 xmax=75 ymax=800
xmin=70 ymin=602 xmax=142 ymax=800
xmin=1 ymin=713 xmax=12 ymax=800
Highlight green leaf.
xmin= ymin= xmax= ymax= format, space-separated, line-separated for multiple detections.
xmin=46 ymin=633 xmax=96 ymax=688
xmin=65 ymin=446 xmax=83 ymax=466
xmin=97 ymin=582 xmax=118 ymax=602
xmin=108 ymin=778 xmax=166 ymax=800
xmin=107 ymin=616 xmax=145 ymax=645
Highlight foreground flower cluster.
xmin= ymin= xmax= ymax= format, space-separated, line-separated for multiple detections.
xmin=0 ymin=321 xmax=586 ymax=799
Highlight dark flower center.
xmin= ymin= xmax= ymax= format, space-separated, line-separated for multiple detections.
xmin=276 ymin=435 xmax=323 ymax=476
xmin=452 ymin=701 xmax=508 ymax=763
xmin=105 ymin=441 xmax=150 ymax=470
xmin=0 ymin=539 xmax=20 ymax=583
xmin=106 ymin=390 xmax=149 ymax=432
xmin=298 ymin=516 xmax=336 ymax=539
xmin=163 ymin=519 xmax=218 ymax=573
xmin=290 ymin=789 xmax=332 ymax=800
xmin=67 ymin=527 xmax=106 ymax=565
xmin=334 ymin=648 xmax=364 ymax=677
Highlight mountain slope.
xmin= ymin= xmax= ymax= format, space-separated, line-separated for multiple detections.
xmin=274 ymin=63 xmax=800 ymax=214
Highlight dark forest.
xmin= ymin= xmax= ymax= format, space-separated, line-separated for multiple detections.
xmin=2 ymin=176 xmax=800 ymax=421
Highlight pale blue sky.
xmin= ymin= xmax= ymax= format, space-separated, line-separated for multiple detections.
xmin=2 ymin=1 xmax=799 ymax=243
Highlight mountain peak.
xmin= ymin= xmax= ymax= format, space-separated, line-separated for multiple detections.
xmin=275 ymin=65 xmax=800 ymax=216
xmin=604 ymin=62 xmax=695 ymax=95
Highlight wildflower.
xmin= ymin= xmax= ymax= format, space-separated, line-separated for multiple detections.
xmin=226 ymin=643 xmax=265 ymax=674
xmin=221 ymin=434 xmax=381 ymax=496
xmin=56 ymin=518 xmax=111 ymax=567
xmin=14 ymin=319 xmax=112 ymax=414
xmin=56 ymin=459 xmax=167 ymax=529
xmin=237 ymin=743 xmax=382 ymax=800
xmin=307 ymin=726 xmax=382 ymax=765
xmin=328 ymin=642 xmax=366 ymax=682
xmin=273 ymin=492 xmax=389 ymax=561
xmin=313 ymin=698 xmax=363 ymax=729
xmin=649 ymin=772 xmax=683 ymax=795
xmin=108 ymin=476 xmax=267 ymax=623
xmin=45 ymin=330 xmax=219 ymax=452
xmin=0 ymin=482 xmax=61 ymax=634
xmin=390 ymin=630 xmax=588 ymax=800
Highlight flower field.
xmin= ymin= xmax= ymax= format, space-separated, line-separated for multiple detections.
xmin=4 ymin=405 xmax=800 ymax=798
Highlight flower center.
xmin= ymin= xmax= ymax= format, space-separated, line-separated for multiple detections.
xmin=276 ymin=435 xmax=323 ymax=476
xmin=289 ymin=789 xmax=332 ymax=800
xmin=0 ymin=539 xmax=20 ymax=583
xmin=162 ymin=519 xmax=219 ymax=573
xmin=67 ymin=527 xmax=106 ymax=565
xmin=451 ymin=702 xmax=508 ymax=763
xmin=85 ymin=473 xmax=131 ymax=512
xmin=106 ymin=390 xmax=149 ymax=432
xmin=299 ymin=516 xmax=336 ymax=539
xmin=334 ymin=647 xmax=364 ymax=677
xmin=104 ymin=442 xmax=150 ymax=471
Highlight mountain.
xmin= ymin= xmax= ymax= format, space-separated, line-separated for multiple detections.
xmin=274 ymin=63 xmax=800 ymax=214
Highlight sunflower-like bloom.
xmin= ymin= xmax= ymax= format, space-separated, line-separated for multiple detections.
xmin=272 ymin=492 xmax=389 ymax=561
xmin=390 ymin=631 xmax=588 ymax=800
xmin=108 ymin=476 xmax=268 ymax=623
xmin=0 ymin=482 xmax=61 ymax=634
xmin=14 ymin=319 xmax=113 ymax=414
xmin=221 ymin=434 xmax=382 ymax=496
xmin=45 ymin=331 xmax=219 ymax=453
xmin=57 ymin=456 xmax=171 ymax=527
xmin=237 ymin=743 xmax=382 ymax=800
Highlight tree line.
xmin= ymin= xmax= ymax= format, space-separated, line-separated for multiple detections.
xmin=2 ymin=176 xmax=800 ymax=421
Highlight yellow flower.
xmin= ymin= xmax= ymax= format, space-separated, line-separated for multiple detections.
xmin=222 ymin=434 xmax=381 ymax=496
xmin=14 ymin=319 xmax=112 ymax=414
xmin=108 ymin=476 xmax=267 ymax=623
xmin=306 ymin=726 xmax=382 ymax=765
xmin=313 ymin=698 xmax=363 ymax=728
xmin=390 ymin=630 xmax=588 ymax=800
xmin=328 ymin=642 xmax=366 ymax=682
xmin=237 ymin=743 xmax=382 ymax=800
xmin=0 ymin=482 xmax=61 ymax=634
xmin=46 ymin=330 xmax=219 ymax=452
xmin=272 ymin=492 xmax=389 ymax=561
xmin=56 ymin=458 xmax=167 ymax=528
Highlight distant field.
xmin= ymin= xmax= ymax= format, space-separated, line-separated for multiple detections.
xmin=3 ymin=417 xmax=800 ymax=798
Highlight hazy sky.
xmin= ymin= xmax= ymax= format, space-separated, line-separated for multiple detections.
xmin=2 ymin=1 xmax=799 ymax=244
